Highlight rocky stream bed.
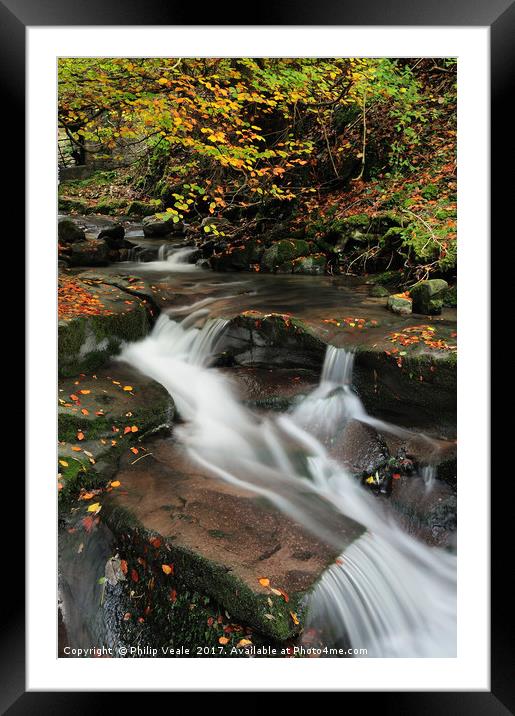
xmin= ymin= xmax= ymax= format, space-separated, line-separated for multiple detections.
xmin=58 ymin=214 xmax=457 ymax=658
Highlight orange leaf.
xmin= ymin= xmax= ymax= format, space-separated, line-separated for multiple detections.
xmin=130 ymin=447 xmax=139 ymax=455
xmin=120 ymin=559 xmax=128 ymax=574
xmin=123 ymin=426 xmax=131 ymax=435
xmin=161 ymin=564 xmax=174 ymax=575
xmin=218 ymin=637 xmax=229 ymax=645
xmin=81 ymin=408 xmax=89 ymax=415
xmin=131 ymin=425 xmax=139 ymax=433
xmin=110 ymin=480 xmax=121 ymax=488
xmin=71 ymin=446 xmax=82 ymax=452
xmin=290 ymin=611 xmax=300 ymax=625
xmin=77 ymin=431 xmax=85 ymax=441
xmin=123 ymin=386 xmax=133 ymax=392
xmin=79 ymin=389 xmax=91 ymax=394
xmin=258 ymin=578 xmax=270 ymax=587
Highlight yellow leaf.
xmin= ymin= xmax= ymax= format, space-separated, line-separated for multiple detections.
xmin=87 ymin=502 xmax=101 ymax=513
xmin=290 ymin=611 xmax=300 ymax=625
xmin=236 ymin=639 xmax=252 ymax=648
xmin=123 ymin=386 xmax=133 ymax=392
xmin=59 ymin=460 xmax=69 ymax=467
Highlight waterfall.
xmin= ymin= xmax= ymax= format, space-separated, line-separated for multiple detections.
xmin=135 ymin=245 xmax=199 ymax=272
xmin=119 ymin=313 xmax=456 ymax=657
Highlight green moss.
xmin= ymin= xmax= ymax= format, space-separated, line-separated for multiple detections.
xmin=94 ymin=197 xmax=129 ymax=215
xmin=126 ymin=199 xmax=163 ymax=217
xmin=58 ymin=304 xmax=151 ymax=377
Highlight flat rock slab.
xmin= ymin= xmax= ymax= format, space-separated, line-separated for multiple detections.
xmin=58 ymin=363 xmax=174 ymax=491
xmin=102 ymin=439 xmax=364 ymax=639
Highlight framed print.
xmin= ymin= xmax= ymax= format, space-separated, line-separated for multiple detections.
xmin=2 ymin=0 xmax=511 ymax=708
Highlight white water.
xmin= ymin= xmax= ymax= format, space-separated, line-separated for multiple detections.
xmin=119 ymin=313 xmax=456 ymax=657
xmin=134 ymin=245 xmax=200 ymax=272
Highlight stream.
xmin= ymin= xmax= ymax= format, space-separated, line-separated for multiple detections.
xmin=60 ymin=226 xmax=457 ymax=658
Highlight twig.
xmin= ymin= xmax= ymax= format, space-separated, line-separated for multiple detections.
xmin=130 ymin=452 xmax=153 ymax=465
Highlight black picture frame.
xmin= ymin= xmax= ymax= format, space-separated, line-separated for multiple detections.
xmin=4 ymin=0 xmax=509 ymax=710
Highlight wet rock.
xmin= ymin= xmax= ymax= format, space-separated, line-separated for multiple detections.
xmin=369 ymin=284 xmax=389 ymax=297
xmin=211 ymin=240 xmax=264 ymax=271
xmin=142 ymin=215 xmax=184 ymax=237
xmin=387 ymin=294 xmax=412 ymax=316
xmin=58 ymin=275 xmax=155 ymax=376
xmin=260 ymin=239 xmax=311 ymax=272
xmin=97 ymin=224 xmax=135 ymax=250
xmin=339 ymin=420 xmax=389 ymax=474
xmin=196 ymin=258 xmax=212 ymax=270
xmin=99 ymin=440 xmax=365 ymax=641
xmin=410 ymin=279 xmax=448 ymax=315
xmin=68 ymin=239 xmax=111 ymax=267
xmin=292 ymin=254 xmax=326 ymax=275
xmin=220 ymin=312 xmax=326 ymax=370
xmin=58 ymin=218 xmax=86 ymax=244
xmin=390 ymin=475 xmax=457 ymax=545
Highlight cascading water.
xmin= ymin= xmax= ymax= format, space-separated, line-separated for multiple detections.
xmin=119 ymin=312 xmax=456 ymax=657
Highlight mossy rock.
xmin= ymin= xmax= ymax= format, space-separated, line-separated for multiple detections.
xmin=353 ymin=348 xmax=457 ymax=428
xmin=260 ymin=240 xmax=311 ymax=272
xmin=58 ymin=218 xmax=86 ymax=244
xmin=369 ymin=284 xmax=389 ymax=297
xmin=387 ymin=294 xmax=412 ymax=316
xmin=126 ymin=199 xmax=163 ymax=217
xmin=58 ymin=197 xmax=90 ymax=214
xmin=59 ymin=293 xmax=152 ymax=377
xmin=410 ymin=279 xmax=448 ymax=315
xmin=93 ymin=197 xmax=130 ymax=216
xmin=292 ymin=254 xmax=326 ymax=275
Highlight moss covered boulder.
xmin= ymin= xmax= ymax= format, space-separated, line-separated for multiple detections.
xmin=260 ymin=240 xmax=311 ymax=272
xmin=292 ymin=253 xmax=326 ymax=275
xmin=410 ymin=279 xmax=448 ymax=315
xmin=387 ymin=294 xmax=412 ymax=316
xmin=126 ymin=199 xmax=163 ymax=217
xmin=58 ymin=218 xmax=86 ymax=244
xmin=58 ymin=275 xmax=156 ymax=376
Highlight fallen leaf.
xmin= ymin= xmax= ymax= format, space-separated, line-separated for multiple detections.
xmin=110 ymin=480 xmax=121 ymax=488
xmin=130 ymin=447 xmax=139 ymax=455
xmin=120 ymin=559 xmax=128 ymax=574
xmin=236 ymin=639 xmax=252 ymax=648
xmin=79 ymin=389 xmax=91 ymax=395
xmin=161 ymin=564 xmax=174 ymax=575
xmin=59 ymin=460 xmax=69 ymax=468
xmin=258 ymin=578 xmax=270 ymax=587
xmin=218 ymin=637 xmax=229 ymax=645
xmin=77 ymin=431 xmax=85 ymax=441
xmin=81 ymin=409 xmax=89 ymax=415
xmin=87 ymin=502 xmax=101 ymax=513
xmin=131 ymin=425 xmax=139 ymax=433
xmin=290 ymin=611 xmax=300 ymax=626
xmin=123 ymin=386 xmax=133 ymax=392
